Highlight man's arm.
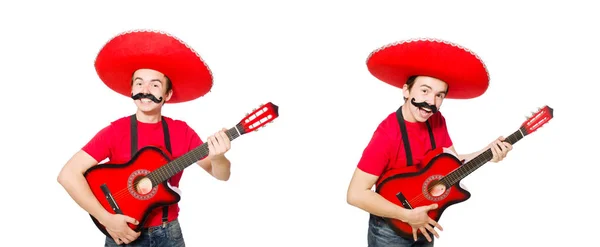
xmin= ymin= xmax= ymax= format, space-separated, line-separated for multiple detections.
xmin=196 ymin=127 xmax=232 ymax=181
xmin=448 ymin=136 xmax=513 ymax=164
xmin=197 ymin=155 xmax=231 ymax=181
xmin=58 ymin=123 xmax=141 ymax=245
xmin=449 ymin=146 xmax=483 ymax=163
xmin=346 ymin=167 xmax=442 ymax=241
xmin=346 ymin=168 xmax=413 ymax=220
xmin=57 ymin=150 xmax=141 ymax=244
xmin=57 ymin=150 xmax=110 ymax=223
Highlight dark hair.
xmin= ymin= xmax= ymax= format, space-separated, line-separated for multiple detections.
xmin=402 ymin=75 xmax=449 ymax=101
xmin=163 ymin=76 xmax=173 ymax=93
xmin=403 ymin=76 xmax=418 ymax=101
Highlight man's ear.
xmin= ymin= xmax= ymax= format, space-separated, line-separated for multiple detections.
xmin=164 ymin=90 xmax=173 ymax=102
xmin=402 ymin=84 xmax=409 ymax=100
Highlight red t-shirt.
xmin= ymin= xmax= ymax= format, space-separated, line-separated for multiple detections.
xmin=82 ymin=115 xmax=203 ymax=227
xmin=357 ymin=111 xmax=453 ymax=178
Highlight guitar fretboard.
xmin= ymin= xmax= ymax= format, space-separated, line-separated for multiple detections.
xmin=146 ymin=123 xmax=244 ymax=186
xmin=440 ymin=127 xmax=526 ymax=187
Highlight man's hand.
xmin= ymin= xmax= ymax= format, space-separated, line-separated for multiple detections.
xmin=100 ymin=213 xmax=141 ymax=245
xmin=207 ymin=128 xmax=231 ymax=161
xmin=404 ymin=203 xmax=443 ymax=242
xmin=489 ymin=136 xmax=513 ymax=163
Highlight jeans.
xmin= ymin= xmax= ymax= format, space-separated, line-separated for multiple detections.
xmin=368 ymin=214 xmax=434 ymax=247
xmin=104 ymin=219 xmax=185 ymax=247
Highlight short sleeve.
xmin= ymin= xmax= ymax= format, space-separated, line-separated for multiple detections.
xmin=82 ymin=125 xmax=112 ymax=163
xmin=438 ymin=114 xmax=453 ymax=148
xmin=356 ymin=127 xmax=392 ymax=177
xmin=185 ymin=124 xmax=204 ymax=152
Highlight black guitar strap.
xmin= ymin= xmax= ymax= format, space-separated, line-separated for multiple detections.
xmin=130 ymin=114 xmax=172 ymax=226
xmin=395 ymin=106 xmax=436 ymax=167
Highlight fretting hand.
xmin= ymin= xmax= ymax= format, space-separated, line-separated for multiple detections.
xmin=207 ymin=128 xmax=231 ymax=161
xmin=489 ymin=136 xmax=512 ymax=162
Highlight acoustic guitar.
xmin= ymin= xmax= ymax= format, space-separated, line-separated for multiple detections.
xmin=84 ymin=102 xmax=279 ymax=237
xmin=375 ymin=105 xmax=553 ymax=239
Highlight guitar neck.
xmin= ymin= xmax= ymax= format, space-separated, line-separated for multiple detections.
xmin=147 ymin=123 xmax=244 ymax=185
xmin=441 ymin=127 xmax=526 ymax=186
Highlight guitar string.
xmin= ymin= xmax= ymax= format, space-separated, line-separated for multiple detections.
xmin=97 ymin=110 xmax=276 ymax=205
xmin=406 ymin=149 xmax=507 ymax=207
xmin=106 ymin=138 xmax=217 ymax=201
xmin=105 ymin=126 xmax=229 ymax=201
xmin=398 ymin=130 xmax=523 ymax=209
xmin=102 ymin=125 xmax=245 ymax=202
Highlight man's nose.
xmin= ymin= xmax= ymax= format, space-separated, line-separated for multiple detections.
xmin=141 ymin=84 xmax=151 ymax=94
xmin=425 ymin=95 xmax=435 ymax=106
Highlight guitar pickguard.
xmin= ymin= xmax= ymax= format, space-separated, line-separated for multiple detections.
xmin=422 ymin=174 xmax=451 ymax=201
xmin=127 ymin=169 xmax=158 ymax=200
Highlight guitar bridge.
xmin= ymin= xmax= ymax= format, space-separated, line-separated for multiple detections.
xmin=396 ymin=192 xmax=413 ymax=209
xmin=100 ymin=184 xmax=123 ymax=214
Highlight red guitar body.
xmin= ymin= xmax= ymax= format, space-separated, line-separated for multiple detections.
xmin=84 ymin=146 xmax=178 ymax=236
xmin=376 ymin=147 xmax=470 ymax=239
xmin=375 ymin=105 xmax=553 ymax=239
xmin=82 ymin=102 xmax=280 ymax=238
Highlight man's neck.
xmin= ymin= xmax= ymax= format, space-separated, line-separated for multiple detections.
xmin=135 ymin=110 xmax=162 ymax=123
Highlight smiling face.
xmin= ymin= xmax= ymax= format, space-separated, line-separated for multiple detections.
xmin=402 ymin=76 xmax=448 ymax=122
xmin=131 ymin=69 xmax=173 ymax=114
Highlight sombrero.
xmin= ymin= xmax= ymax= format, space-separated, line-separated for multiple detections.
xmin=94 ymin=29 xmax=213 ymax=103
xmin=366 ymin=38 xmax=489 ymax=99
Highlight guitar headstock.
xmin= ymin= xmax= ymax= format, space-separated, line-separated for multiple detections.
xmin=521 ymin=105 xmax=553 ymax=136
xmin=237 ymin=102 xmax=279 ymax=135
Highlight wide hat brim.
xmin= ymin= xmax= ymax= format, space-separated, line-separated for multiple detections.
xmin=94 ymin=30 xmax=213 ymax=104
xmin=366 ymin=38 xmax=489 ymax=99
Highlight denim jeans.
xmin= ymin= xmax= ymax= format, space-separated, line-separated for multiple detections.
xmin=368 ymin=214 xmax=434 ymax=247
xmin=104 ymin=219 xmax=185 ymax=247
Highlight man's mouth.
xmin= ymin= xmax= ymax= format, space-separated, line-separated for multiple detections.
xmin=417 ymin=106 xmax=433 ymax=118
xmin=419 ymin=106 xmax=432 ymax=113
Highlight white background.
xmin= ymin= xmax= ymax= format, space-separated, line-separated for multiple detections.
xmin=1 ymin=1 xmax=598 ymax=246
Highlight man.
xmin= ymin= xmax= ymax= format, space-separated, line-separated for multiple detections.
xmin=346 ymin=38 xmax=513 ymax=246
xmin=57 ymin=30 xmax=231 ymax=246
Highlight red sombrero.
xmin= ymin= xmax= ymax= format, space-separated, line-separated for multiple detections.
xmin=366 ymin=38 xmax=489 ymax=99
xmin=94 ymin=29 xmax=213 ymax=103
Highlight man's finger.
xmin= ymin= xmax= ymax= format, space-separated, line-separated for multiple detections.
xmin=207 ymin=138 xmax=216 ymax=154
xmin=420 ymin=227 xmax=432 ymax=242
xmin=429 ymin=219 xmax=443 ymax=231
xmin=413 ymin=228 xmax=418 ymax=241
xmin=425 ymin=224 xmax=439 ymax=238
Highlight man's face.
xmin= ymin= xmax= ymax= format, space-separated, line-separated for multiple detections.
xmin=131 ymin=69 xmax=172 ymax=113
xmin=402 ymin=76 xmax=448 ymax=122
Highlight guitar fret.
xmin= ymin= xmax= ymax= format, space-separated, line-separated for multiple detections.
xmin=444 ymin=128 xmax=525 ymax=186
xmin=147 ymin=125 xmax=243 ymax=186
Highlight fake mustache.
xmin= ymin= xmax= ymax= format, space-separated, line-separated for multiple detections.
xmin=131 ymin=93 xmax=163 ymax=103
xmin=411 ymin=98 xmax=438 ymax=114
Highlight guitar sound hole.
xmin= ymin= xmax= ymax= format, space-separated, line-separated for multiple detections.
xmin=422 ymin=175 xmax=451 ymax=201
xmin=428 ymin=182 xmax=446 ymax=197
xmin=133 ymin=176 xmax=153 ymax=195
xmin=128 ymin=169 xmax=158 ymax=200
